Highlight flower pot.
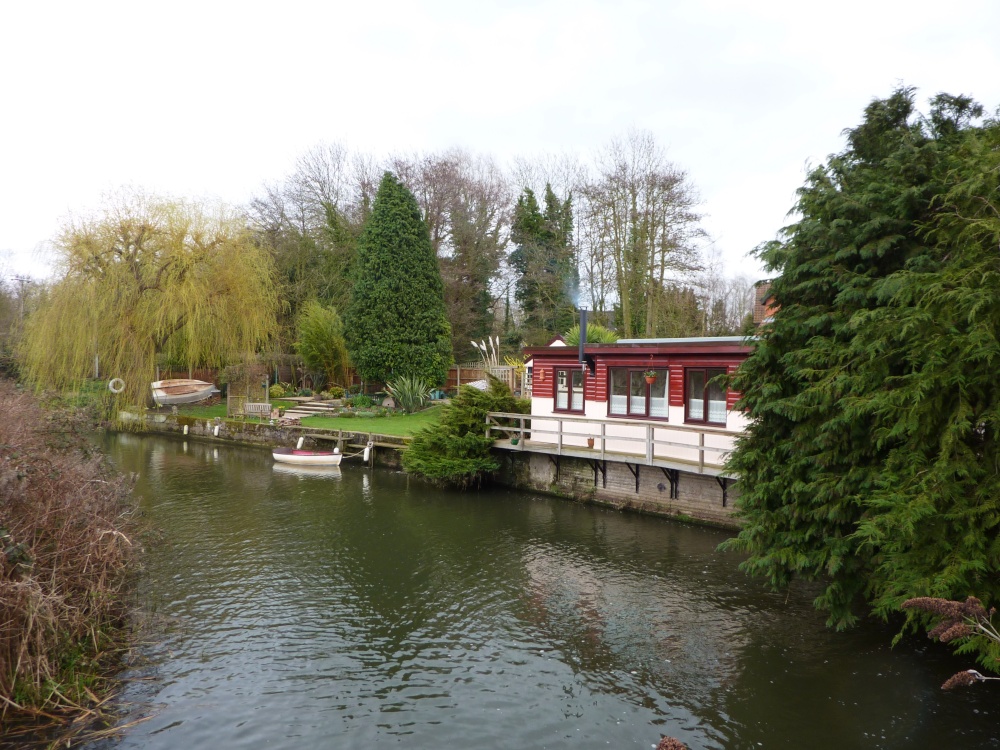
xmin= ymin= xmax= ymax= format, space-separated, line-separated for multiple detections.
xmin=510 ymin=437 xmax=519 ymax=445
xmin=587 ymin=437 xmax=595 ymax=448
xmin=644 ymin=376 xmax=656 ymax=384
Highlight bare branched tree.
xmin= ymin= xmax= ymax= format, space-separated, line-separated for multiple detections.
xmin=578 ymin=130 xmax=705 ymax=338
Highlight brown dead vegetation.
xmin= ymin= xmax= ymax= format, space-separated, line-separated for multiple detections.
xmin=0 ymin=380 xmax=138 ymax=734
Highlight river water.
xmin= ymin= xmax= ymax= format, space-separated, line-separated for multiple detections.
xmin=96 ymin=434 xmax=997 ymax=749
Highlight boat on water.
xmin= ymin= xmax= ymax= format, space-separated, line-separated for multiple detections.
xmin=272 ymin=447 xmax=343 ymax=467
xmin=151 ymin=379 xmax=220 ymax=406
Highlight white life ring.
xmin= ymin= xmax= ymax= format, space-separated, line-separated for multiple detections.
xmin=108 ymin=377 xmax=125 ymax=394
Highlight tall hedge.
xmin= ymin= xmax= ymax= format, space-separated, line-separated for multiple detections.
xmin=723 ymin=87 xmax=1000 ymax=660
xmin=344 ymin=172 xmax=452 ymax=385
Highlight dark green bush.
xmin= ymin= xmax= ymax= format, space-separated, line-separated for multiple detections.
xmin=350 ymin=394 xmax=373 ymax=409
xmin=403 ymin=376 xmax=529 ymax=488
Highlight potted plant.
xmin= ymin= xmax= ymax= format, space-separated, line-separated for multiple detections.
xmin=644 ymin=370 xmax=657 ymax=384
xmin=510 ymin=436 xmax=520 ymax=445
xmin=587 ymin=437 xmax=595 ymax=448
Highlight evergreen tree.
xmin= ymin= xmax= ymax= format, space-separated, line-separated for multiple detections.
xmin=724 ymin=87 xmax=1000 ymax=660
xmin=509 ymin=185 xmax=578 ymax=344
xmin=344 ymin=172 xmax=452 ymax=385
xmin=402 ymin=377 xmax=529 ymax=488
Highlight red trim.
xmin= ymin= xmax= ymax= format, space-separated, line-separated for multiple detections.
xmin=526 ymin=341 xmax=749 ymax=414
xmin=683 ymin=366 xmax=728 ymax=426
xmin=552 ymin=367 xmax=586 ymax=414
xmin=604 ymin=366 xmax=671 ymax=420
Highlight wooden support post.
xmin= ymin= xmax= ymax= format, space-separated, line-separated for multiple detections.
xmin=548 ymin=454 xmax=560 ymax=481
xmin=591 ymin=459 xmax=607 ymax=488
xmin=626 ymin=463 xmax=640 ymax=493
xmin=716 ymin=476 xmax=729 ymax=507
xmin=661 ymin=467 xmax=679 ymax=499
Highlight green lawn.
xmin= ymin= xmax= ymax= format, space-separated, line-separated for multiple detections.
xmin=172 ymin=401 xmax=442 ymax=437
xmin=301 ymin=405 xmax=442 ymax=437
xmin=175 ymin=400 xmax=297 ymax=419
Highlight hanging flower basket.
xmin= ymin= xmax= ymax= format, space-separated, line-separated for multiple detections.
xmin=644 ymin=370 xmax=657 ymax=384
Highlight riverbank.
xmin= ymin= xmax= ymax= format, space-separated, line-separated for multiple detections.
xmin=134 ymin=413 xmax=739 ymax=528
xmin=0 ymin=382 xmax=138 ymax=743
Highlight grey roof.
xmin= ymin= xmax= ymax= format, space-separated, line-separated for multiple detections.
xmin=614 ymin=336 xmax=752 ymax=345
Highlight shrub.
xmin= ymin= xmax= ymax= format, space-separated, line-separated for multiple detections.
xmin=0 ymin=382 xmax=137 ymax=719
xmin=564 ymin=322 xmax=618 ymax=345
xmin=329 ymin=386 xmax=345 ymax=399
xmin=403 ymin=376 xmax=529 ymax=488
xmin=385 ymin=375 xmax=431 ymax=413
xmin=269 ymin=383 xmax=286 ymax=399
xmin=350 ymin=393 xmax=373 ymax=409
xmin=297 ymin=388 xmax=313 ymax=397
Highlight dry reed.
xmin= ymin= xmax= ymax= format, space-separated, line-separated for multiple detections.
xmin=0 ymin=380 xmax=137 ymax=732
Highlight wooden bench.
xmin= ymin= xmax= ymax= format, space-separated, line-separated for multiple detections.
xmin=243 ymin=402 xmax=272 ymax=420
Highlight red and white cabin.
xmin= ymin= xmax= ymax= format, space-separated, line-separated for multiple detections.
xmin=522 ymin=336 xmax=752 ymax=465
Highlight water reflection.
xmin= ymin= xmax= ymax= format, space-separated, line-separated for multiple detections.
xmin=271 ymin=463 xmax=343 ymax=480
xmin=95 ymin=434 xmax=997 ymax=750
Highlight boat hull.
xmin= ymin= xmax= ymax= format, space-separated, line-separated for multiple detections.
xmin=272 ymin=448 xmax=343 ymax=467
xmin=151 ymin=379 xmax=220 ymax=406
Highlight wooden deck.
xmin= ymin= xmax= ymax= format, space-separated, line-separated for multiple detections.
xmin=486 ymin=411 xmax=737 ymax=478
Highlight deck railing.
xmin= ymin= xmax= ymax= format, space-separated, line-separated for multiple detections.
xmin=485 ymin=411 xmax=740 ymax=474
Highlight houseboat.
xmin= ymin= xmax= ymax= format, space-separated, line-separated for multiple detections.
xmin=488 ymin=335 xmax=753 ymax=523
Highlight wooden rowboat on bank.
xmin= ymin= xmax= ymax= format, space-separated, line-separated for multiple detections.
xmin=151 ymin=379 xmax=220 ymax=406
xmin=272 ymin=447 xmax=343 ymax=467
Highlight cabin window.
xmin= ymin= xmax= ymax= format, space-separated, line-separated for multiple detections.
xmin=608 ymin=368 xmax=668 ymax=418
xmin=686 ymin=367 xmax=727 ymax=425
xmin=555 ymin=368 xmax=584 ymax=412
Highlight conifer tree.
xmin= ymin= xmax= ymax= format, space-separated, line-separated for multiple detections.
xmin=725 ymin=87 xmax=1000 ymax=659
xmin=344 ymin=172 xmax=452 ymax=385
xmin=508 ymin=184 xmax=578 ymax=344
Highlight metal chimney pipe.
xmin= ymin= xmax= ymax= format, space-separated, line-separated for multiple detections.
xmin=578 ymin=307 xmax=587 ymax=364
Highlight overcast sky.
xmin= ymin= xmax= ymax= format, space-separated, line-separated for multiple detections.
xmin=2 ymin=0 xmax=998 ymax=282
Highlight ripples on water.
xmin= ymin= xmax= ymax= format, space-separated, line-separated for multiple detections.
xmin=95 ymin=435 xmax=997 ymax=749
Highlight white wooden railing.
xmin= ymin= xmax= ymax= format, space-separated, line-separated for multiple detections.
xmin=485 ymin=411 xmax=739 ymax=474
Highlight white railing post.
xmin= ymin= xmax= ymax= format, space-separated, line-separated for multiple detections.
xmin=646 ymin=424 xmax=653 ymax=464
xmin=699 ymin=432 xmax=705 ymax=472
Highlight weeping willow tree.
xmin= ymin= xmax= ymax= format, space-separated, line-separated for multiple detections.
xmin=20 ymin=191 xmax=279 ymax=414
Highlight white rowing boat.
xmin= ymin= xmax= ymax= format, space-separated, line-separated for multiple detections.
xmin=151 ymin=379 xmax=219 ymax=406
xmin=272 ymin=447 xmax=343 ymax=467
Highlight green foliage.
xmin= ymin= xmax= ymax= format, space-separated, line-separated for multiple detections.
xmin=297 ymin=388 xmax=312 ymax=397
xmin=563 ymin=322 xmax=618 ymax=345
xmin=269 ymin=383 xmax=286 ymax=399
xmin=509 ymin=185 xmax=578 ymax=345
xmin=19 ymin=191 xmax=278 ymax=414
xmin=344 ymin=172 xmax=452 ymax=385
xmin=349 ymin=393 xmax=373 ymax=409
xmin=723 ymin=87 xmax=1000 ymax=660
xmin=328 ymin=385 xmax=345 ymax=399
xmin=403 ymin=377 xmax=529 ymax=488
xmin=295 ymin=300 xmax=350 ymax=387
xmin=386 ymin=375 xmax=431 ymax=413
